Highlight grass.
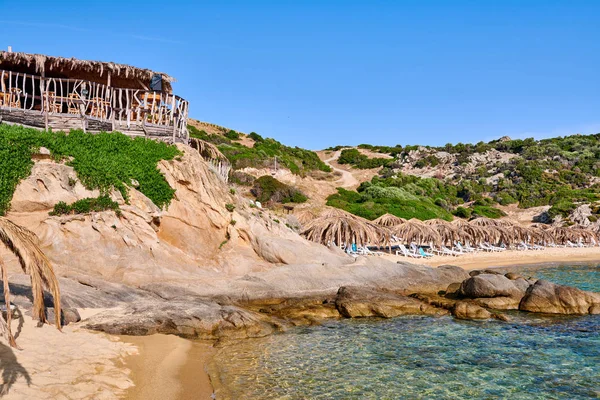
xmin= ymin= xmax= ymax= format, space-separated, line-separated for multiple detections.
xmin=0 ymin=123 xmax=180 ymax=215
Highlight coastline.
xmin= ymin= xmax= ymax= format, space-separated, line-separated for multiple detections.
xmin=121 ymin=334 xmax=215 ymax=400
xmin=381 ymin=247 xmax=600 ymax=271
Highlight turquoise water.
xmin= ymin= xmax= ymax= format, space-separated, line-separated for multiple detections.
xmin=212 ymin=265 xmax=600 ymax=399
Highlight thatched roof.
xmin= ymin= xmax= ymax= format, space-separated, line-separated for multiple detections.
xmin=392 ymin=218 xmax=441 ymax=245
xmin=301 ymin=215 xmax=391 ymax=247
xmin=373 ymin=213 xmax=406 ymax=227
xmin=0 ymin=51 xmax=175 ymax=92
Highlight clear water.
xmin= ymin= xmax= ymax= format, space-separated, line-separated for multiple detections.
xmin=211 ymin=264 xmax=600 ymax=399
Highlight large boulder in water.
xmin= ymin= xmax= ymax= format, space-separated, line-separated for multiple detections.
xmin=452 ymin=302 xmax=492 ymax=320
xmin=459 ymin=274 xmax=528 ymax=299
xmin=334 ymin=286 xmax=447 ymax=318
xmin=519 ymin=280 xmax=600 ymax=315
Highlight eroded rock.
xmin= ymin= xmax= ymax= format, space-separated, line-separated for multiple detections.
xmin=452 ymin=302 xmax=492 ymax=320
xmin=459 ymin=274 xmax=527 ymax=299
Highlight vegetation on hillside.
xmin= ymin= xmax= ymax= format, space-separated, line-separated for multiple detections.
xmin=326 ymin=173 xmax=505 ymax=221
xmin=337 ymin=148 xmax=393 ymax=169
xmin=251 ymin=176 xmax=308 ymax=204
xmin=189 ymin=125 xmax=331 ymax=175
xmin=0 ymin=124 xmax=179 ymax=215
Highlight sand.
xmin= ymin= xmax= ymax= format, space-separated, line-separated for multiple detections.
xmin=382 ymin=246 xmax=600 ymax=270
xmin=122 ymin=334 xmax=215 ymax=400
xmin=0 ymin=308 xmax=135 ymax=399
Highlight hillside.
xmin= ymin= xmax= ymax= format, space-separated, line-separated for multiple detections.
xmin=321 ymin=134 xmax=600 ymax=226
xmin=193 ymin=120 xmax=600 ymax=227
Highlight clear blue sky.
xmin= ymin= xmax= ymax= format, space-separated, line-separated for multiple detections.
xmin=1 ymin=1 xmax=599 ymax=149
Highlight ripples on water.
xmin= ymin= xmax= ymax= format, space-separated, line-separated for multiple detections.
xmin=212 ymin=265 xmax=600 ymax=399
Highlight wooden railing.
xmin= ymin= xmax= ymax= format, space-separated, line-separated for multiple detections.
xmin=0 ymin=69 xmax=189 ymax=141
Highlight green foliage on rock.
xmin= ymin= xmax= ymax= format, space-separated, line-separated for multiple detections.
xmin=0 ymin=124 xmax=179 ymax=215
xmin=49 ymin=196 xmax=121 ymax=216
xmin=251 ymin=176 xmax=308 ymax=204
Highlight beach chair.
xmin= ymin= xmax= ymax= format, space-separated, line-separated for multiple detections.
xmin=485 ymin=242 xmax=506 ymax=252
xmin=418 ymin=247 xmax=434 ymax=258
xmin=566 ymin=241 xmax=578 ymax=248
xmin=396 ymin=244 xmax=423 ymax=258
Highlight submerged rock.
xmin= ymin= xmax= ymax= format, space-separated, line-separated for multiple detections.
xmin=519 ymin=280 xmax=600 ymax=315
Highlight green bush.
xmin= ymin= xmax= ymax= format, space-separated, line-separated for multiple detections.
xmin=248 ymin=132 xmax=264 ymax=142
xmin=251 ymin=176 xmax=308 ymax=204
xmin=225 ymin=130 xmax=240 ymax=140
xmin=548 ymin=200 xmax=576 ymax=219
xmin=225 ymin=203 xmax=236 ymax=212
xmin=452 ymin=206 xmax=472 ymax=219
xmin=0 ymin=124 xmax=179 ymax=215
xmin=49 ymin=196 xmax=120 ymax=216
xmin=337 ymin=149 xmax=393 ymax=169
xmin=471 ymin=205 xmax=506 ymax=219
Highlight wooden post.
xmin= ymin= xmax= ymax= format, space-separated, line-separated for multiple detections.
xmin=41 ymin=74 xmax=48 ymax=131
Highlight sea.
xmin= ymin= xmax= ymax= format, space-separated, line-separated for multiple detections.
xmin=210 ymin=264 xmax=600 ymax=399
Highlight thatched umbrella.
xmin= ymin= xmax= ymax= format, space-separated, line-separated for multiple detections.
xmin=392 ymin=218 xmax=441 ymax=245
xmin=569 ymin=226 xmax=597 ymax=244
xmin=452 ymin=219 xmax=486 ymax=245
xmin=0 ymin=217 xmax=62 ymax=348
xmin=469 ymin=218 xmax=512 ymax=245
xmin=373 ymin=213 xmax=406 ymax=228
xmin=320 ymin=207 xmax=361 ymax=220
xmin=302 ymin=215 xmax=391 ymax=247
xmin=294 ymin=209 xmax=319 ymax=225
xmin=529 ymin=226 xmax=555 ymax=245
xmin=547 ymin=226 xmax=572 ymax=244
xmin=424 ymin=219 xmax=460 ymax=245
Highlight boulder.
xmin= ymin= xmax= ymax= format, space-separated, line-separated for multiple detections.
xmin=452 ymin=302 xmax=492 ymax=320
xmin=459 ymin=274 xmax=527 ymax=299
xmin=335 ymin=286 xmax=447 ymax=318
xmin=519 ymin=280 xmax=600 ymax=315
xmin=474 ymin=296 xmax=521 ymax=310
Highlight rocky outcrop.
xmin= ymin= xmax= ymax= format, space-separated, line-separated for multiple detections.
xmin=334 ymin=286 xmax=447 ymax=318
xmin=451 ymin=302 xmax=492 ymax=320
xmin=519 ymin=280 xmax=600 ymax=315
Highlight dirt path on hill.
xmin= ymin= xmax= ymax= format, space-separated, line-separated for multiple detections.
xmin=324 ymin=150 xmax=359 ymax=189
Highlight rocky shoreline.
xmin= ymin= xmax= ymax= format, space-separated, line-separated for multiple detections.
xmin=5 ymin=262 xmax=599 ymax=343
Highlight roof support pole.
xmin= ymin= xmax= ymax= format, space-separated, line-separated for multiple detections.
xmin=41 ymin=74 xmax=48 ymax=131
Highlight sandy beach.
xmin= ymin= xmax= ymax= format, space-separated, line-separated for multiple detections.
xmin=0 ymin=309 xmax=136 ymax=399
xmin=122 ymin=334 xmax=215 ymax=400
xmin=382 ymin=246 xmax=600 ymax=271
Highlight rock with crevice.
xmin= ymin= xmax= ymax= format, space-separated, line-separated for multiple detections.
xmin=459 ymin=274 xmax=527 ymax=299
xmin=452 ymin=301 xmax=492 ymax=320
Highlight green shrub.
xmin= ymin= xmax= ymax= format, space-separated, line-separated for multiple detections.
xmin=471 ymin=205 xmax=506 ymax=219
xmin=337 ymin=148 xmax=393 ymax=169
xmin=49 ymin=196 xmax=121 ymax=216
xmin=452 ymin=206 xmax=472 ymax=219
xmin=225 ymin=203 xmax=236 ymax=212
xmin=248 ymin=132 xmax=264 ymax=142
xmin=225 ymin=130 xmax=240 ymax=140
xmin=548 ymin=200 xmax=576 ymax=219
xmin=251 ymin=176 xmax=308 ymax=204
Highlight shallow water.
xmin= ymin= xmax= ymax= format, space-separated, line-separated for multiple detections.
xmin=212 ymin=265 xmax=600 ymax=399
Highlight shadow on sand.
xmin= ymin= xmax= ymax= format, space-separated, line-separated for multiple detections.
xmin=0 ymin=341 xmax=31 ymax=396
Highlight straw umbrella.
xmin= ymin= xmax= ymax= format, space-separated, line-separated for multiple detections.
xmin=529 ymin=226 xmax=555 ymax=245
xmin=392 ymin=218 xmax=441 ymax=246
xmin=569 ymin=226 xmax=597 ymax=245
xmin=0 ymin=217 xmax=62 ymax=348
xmin=294 ymin=209 xmax=319 ymax=225
xmin=424 ymin=219 xmax=460 ymax=245
xmin=452 ymin=219 xmax=487 ymax=245
xmin=469 ymin=218 xmax=513 ymax=245
xmin=301 ymin=215 xmax=391 ymax=248
xmin=373 ymin=213 xmax=406 ymax=228
xmin=547 ymin=226 xmax=572 ymax=245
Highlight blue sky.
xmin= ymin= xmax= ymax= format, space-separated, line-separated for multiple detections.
xmin=1 ymin=1 xmax=599 ymax=149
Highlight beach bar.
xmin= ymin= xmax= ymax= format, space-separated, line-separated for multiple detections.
xmin=0 ymin=49 xmax=189 ymax=143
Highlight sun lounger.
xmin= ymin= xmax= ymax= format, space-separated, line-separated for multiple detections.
xmin=418 ymin=247 xmax=434 ymax=258
xmin=396 ymin=244 xmax=423 ymax=258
